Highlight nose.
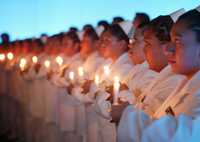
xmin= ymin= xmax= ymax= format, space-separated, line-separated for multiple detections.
xmin=163 ymin=43 xmax=175 ymax=57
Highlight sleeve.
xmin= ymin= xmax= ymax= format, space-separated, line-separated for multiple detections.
xmin=174 ymin=89 xmax=200 ymax=118
xmin=117 ymin=106 xmax=152 ymax=142
xmin=141 ymin=115 xmax=177 ymax=142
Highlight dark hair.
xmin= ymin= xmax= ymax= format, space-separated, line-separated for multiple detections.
xmin=112 ymin=17 xmax=124 ymax=25
xmin=69 ymin=27 xmax=78 ymax=32
xmin=65 ymin=31 xmax=80 ymax=44
xmin=107 ymin=24 xmax=129 ymax=44
xmin=135 ymin=13 xmax=150 ymax=28
xmin=84 ymin=27 xmax=99 ymax=41
xmin=97 ymin=20 xmax=110 ymax=30
xmin=146 ymin=15 xmax=173 ymax=43
xmin=83 ymin=24 xmax=93 ymax=31
xmin=177 ymin=9 xmax=200 ymax=42
xmin=1 ymin=33 xmax=10 ymax=44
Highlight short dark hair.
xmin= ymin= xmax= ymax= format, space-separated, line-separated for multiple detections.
xmin=65 ymin=31 xmax=80 ymax=44
xmin=97 ymin=20 xmax=110 ymax=30
xmin=134 ymin=13 xmax=150 ymax=28
xmin=177 ymin=9 xmax=200 ymax=43
xmin=107 ymin=24 xmax=129 ymax=44
xmin=112 ymin=17 xmax=125 ymax=25
xmin=83 ymin=24 xmax=94 ymax=31
xmin=146 ymin=15 xmax=173 ymax=43
xmin=84 ymin=27 xmax=99 ymax=41
xmin=69 ymin=27 xmax=78 ymax=32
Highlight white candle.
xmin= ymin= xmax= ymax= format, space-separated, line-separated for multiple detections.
xmin=95 ymin=74 xmax=100 ymax=86
xmin=56 ymin=56 xmax=63 ymax=66
xmin=7 ymin=52 xmax=14 ymax=60
xmin=0 ymin=54 xmax=5 ymax=61
xmin=44 ymin=60 xmax=50 ymax=68
xmin=69 ymin=71 xmax=74 ymax=82
xmin=32 ymin=56 xmax=38 ymax=64
xmin=78 ymin=66 xmax=84 ymax=77
xmin=19 ymin=58 xmax=27 ymax=71
xmin=104 ymin=65 xmax=110 ymax=76
xmin=113 ymin=76 xmax=120 ymax=105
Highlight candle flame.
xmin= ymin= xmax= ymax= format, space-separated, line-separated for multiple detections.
xmin=104 ymin=65 xmax=110 ymax=76
xmin=69 ymin=71 xmax=74 ymax=81
xmin=95 ymin=74 xmax=100 ymax=85
xmin=19 ymin=58 xmax=27 ymax=70
xmin=32 ymin=56 xmax=38 ymax=64
xmin=78 ymin=66 xmax=84 ymax=77
xmin=44 ymin=60 xmax=50 ymax=68
xmin=7 ymin=52 xmax=14 ymax=60
xmin=0 ymin=54 xmax=5 ymax=61
xmin=56 ymin=56 xmax=63 ymax=66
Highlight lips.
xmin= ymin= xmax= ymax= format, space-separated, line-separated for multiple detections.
xmin=168 ymin=60 xmax=176 ymax=64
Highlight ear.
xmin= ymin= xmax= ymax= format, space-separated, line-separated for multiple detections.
xmin=118 ymin=40 xmax=127 ymax=50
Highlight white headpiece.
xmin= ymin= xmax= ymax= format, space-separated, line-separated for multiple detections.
xmin=118 ymin=21 xmax=135 ymax=38
xmin=195 ymin=5 xmax=200 ymax=12
xmin=170 ymin=8 xmax=186 ymax=22
xmin=95 ymin=26 xmax=105 ymax=37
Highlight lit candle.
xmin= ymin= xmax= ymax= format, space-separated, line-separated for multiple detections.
xmin=7 ymin=52 xmax=14 ymax=60
xmin=104 ymin=65 xmax=110 ymax=76
xmin=19 ymin=58 xmax=27 ymax=71
xmin=44 ymin=60 xmax=50 ymax=68
xmin=95 ymin=74 xmax=100 ymax=86
xmin=56 ymin=56 xmax=63 ymax=66
xmin=69 ymin=71 xmax=74 ymax=82
xmin=78 ymin=66 xmax=84 ymax=77
xmin=32 ymin=56 xmax=38 ymax=64
xmin=113 ymin=76 xmax=120 ymax=105
xmin=0 ymin=54 xmax=5 ymax=61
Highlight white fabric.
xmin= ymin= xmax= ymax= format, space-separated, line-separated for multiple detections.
xmin=154 ymin=70 xmax=200 ymax=118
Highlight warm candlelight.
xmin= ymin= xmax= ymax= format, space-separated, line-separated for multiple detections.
xmin=69 ymin=71 xmax=74 ymax=81
xmin=7 ymin=52 xmax=14 ymax=60
xmin=0 ymin=54 xmax=5 ymax=61
xmin=19 ymin=58 xmax=27 ymax=71
xmin=32 ymin=56 xmax=38 ymax=64
xmin=95 ymin=74 xmax=100 ymax=86
xmin=78 ymin=66 xmax=84 ymax=77
xmin=113 ymin=76 xmax=120 ymax=105
xmin=104 ymin=65 xmax=110 ymax=76
xmin=56 ymin=56 xmax=63 ymax=66
xmin=44 ymin=60 xmax=50 ymax=68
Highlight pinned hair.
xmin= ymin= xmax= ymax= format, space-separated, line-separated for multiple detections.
xmin=107 ymin=24 xmax=129 ymax=44
xmin=84 ymin=27 xmax=99 ymax=41
xmin=146 ymin=15 xmax=173 ymax=43
xmin=65 ymin=31 xmax=80 ymax=44
xmin=177 ymin=10 xmax=200 ymax=42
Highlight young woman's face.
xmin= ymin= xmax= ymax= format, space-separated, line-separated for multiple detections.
xmin=80 ymin=35 xmax=94 ymax=58
xmin=143 ymin=28 xmax=168 ymax=72
xmin=62 ymin=37 xmax=79 ymax=56
xmin=128 ymin=28 xmax=145 ymax=64
xmin=169 ymin=21 xmax=200 ymax=75
xmin=99 ymin=31 xmax=124 ymax=60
